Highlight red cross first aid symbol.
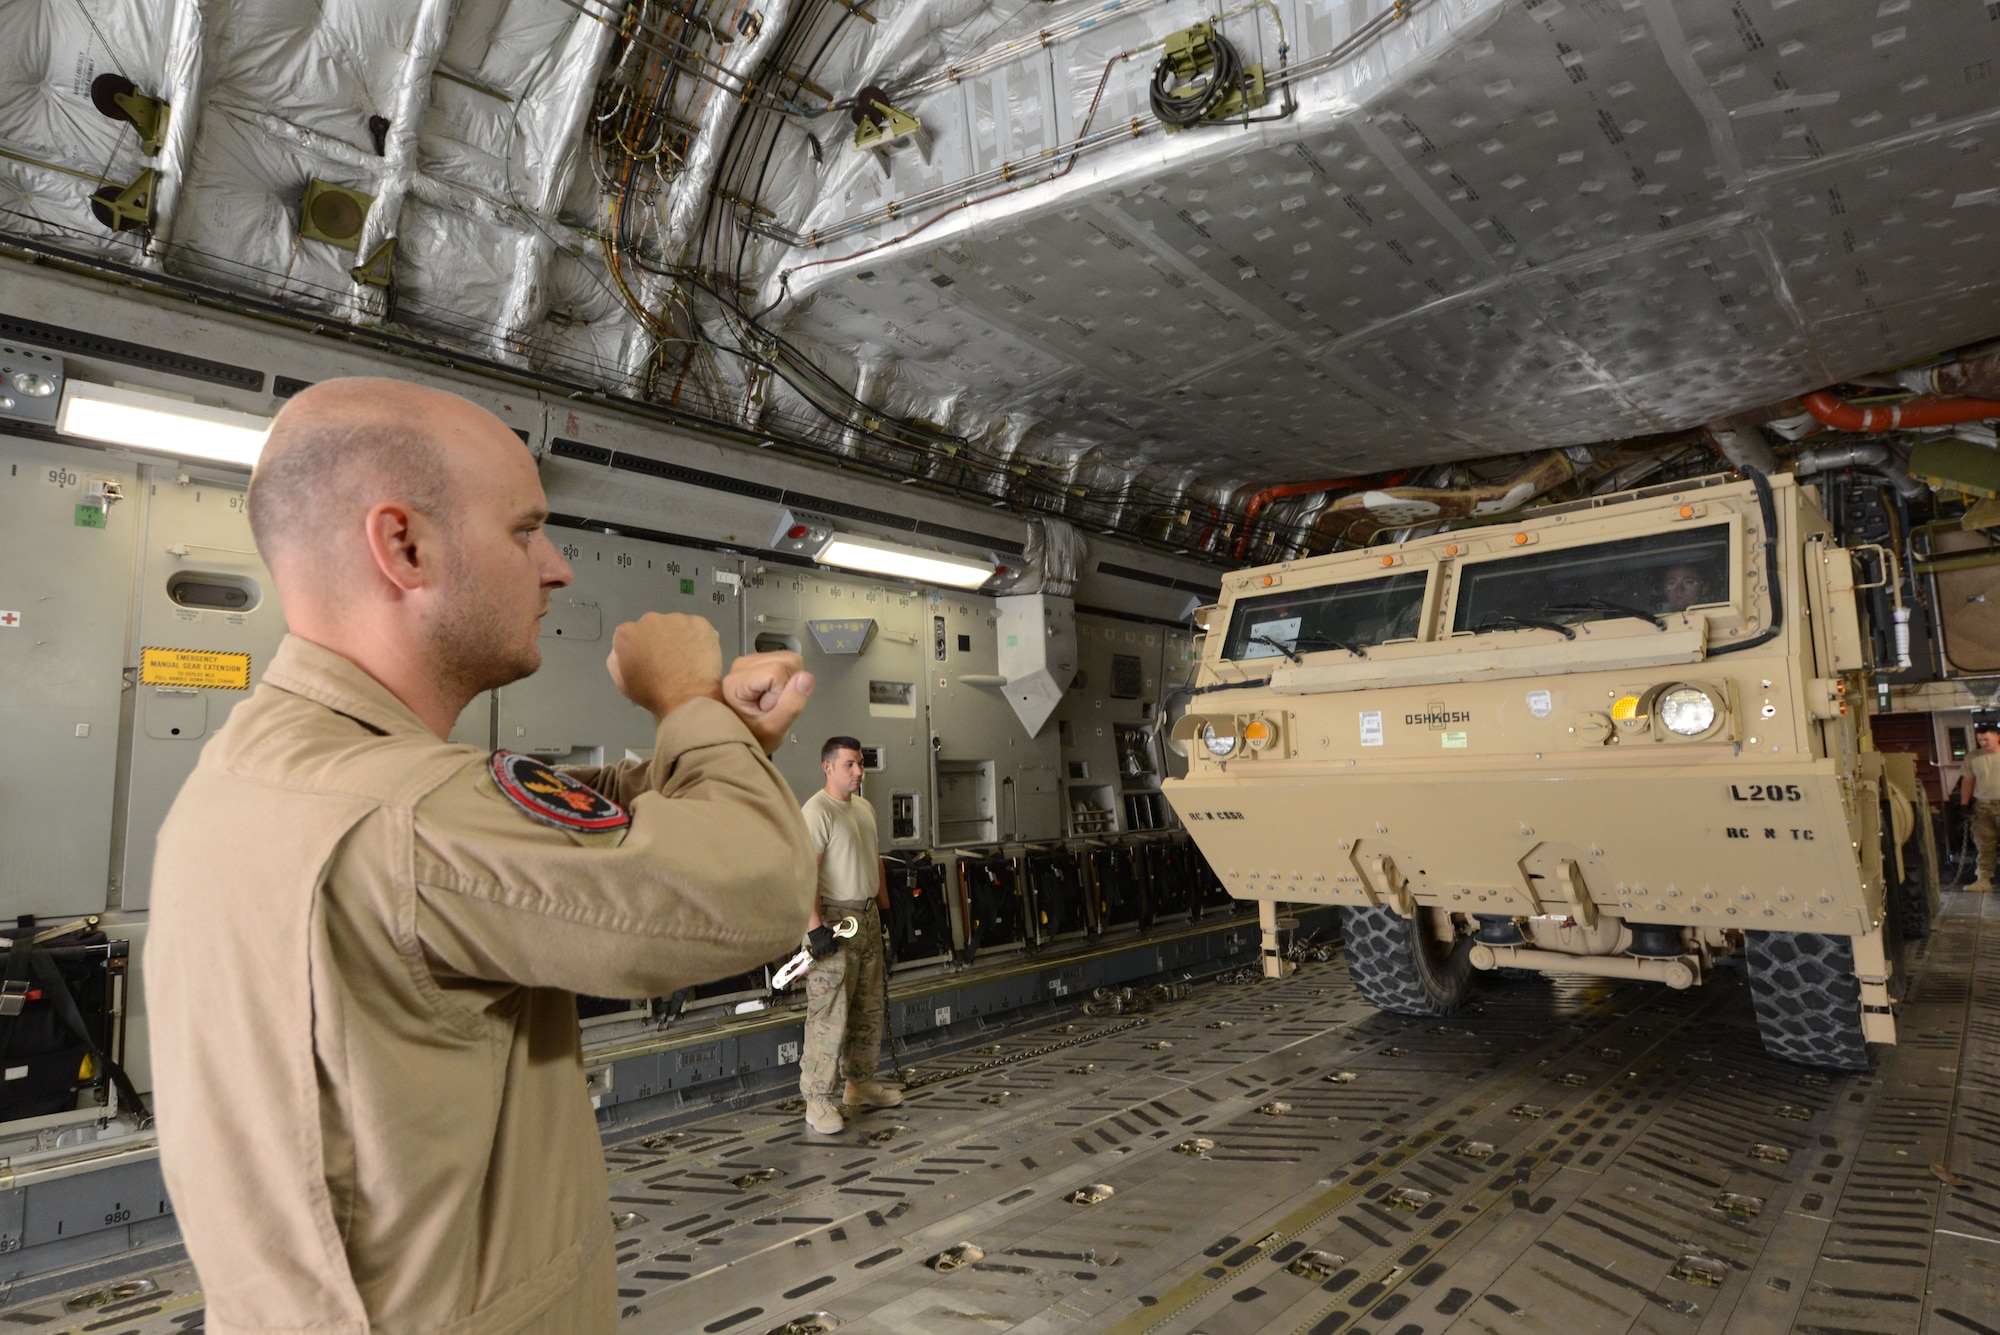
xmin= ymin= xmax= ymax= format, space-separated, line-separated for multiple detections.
xmin=0 ymin=612 xmax=19 ymax=627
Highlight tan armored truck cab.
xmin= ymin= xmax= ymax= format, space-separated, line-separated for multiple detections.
xmin=1163 ymin=471 xmax=1939 ymax=1070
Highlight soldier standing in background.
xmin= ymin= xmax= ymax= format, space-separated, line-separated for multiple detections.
xmin=1958 ymin=721 xmax=2000 ymax=892
xmin=798 ymin=736 xmax=903 ymax=1133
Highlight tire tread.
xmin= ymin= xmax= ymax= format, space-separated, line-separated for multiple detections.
xmin=1745 ymin=930 xmax=1871 ymax=1072
xmin=1340 ymin=905 xmax=1471 ymax=1017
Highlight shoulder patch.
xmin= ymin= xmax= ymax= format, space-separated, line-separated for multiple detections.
xmin=488 ymin=751 xmax=631 ymax=833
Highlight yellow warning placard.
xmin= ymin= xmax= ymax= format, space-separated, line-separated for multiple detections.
xmin=140 ymin=647 xmax=252 ymax=690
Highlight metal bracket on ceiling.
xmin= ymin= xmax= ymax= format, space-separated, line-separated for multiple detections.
xmin=348 ymin=237 xmax=398 ymax=289
xmin=90 ymin=74 xmax=170 ymax=156
xmin=852 ymin=86 xmax=929 ymax=176
xmin=88 ymin=170 xmax=157 ymax=234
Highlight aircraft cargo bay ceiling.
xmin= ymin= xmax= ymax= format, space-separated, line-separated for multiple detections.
xmin=4 ymin=0 xmax=2000 ymax=558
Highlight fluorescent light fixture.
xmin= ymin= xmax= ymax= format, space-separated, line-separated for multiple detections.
xmin=816 ymin=532 xmax=994 ymax=588
xmin=57 ymin=381 xmax=271 ymax=467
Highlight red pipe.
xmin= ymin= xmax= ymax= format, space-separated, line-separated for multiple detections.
xmin=1192 ymin=503 xmax=1224 ymax=555
xmin=1233 ymin=477 xmax=1366 ymax=561
xmin=1232 ymin=470 xmax=1414 ymax=561
xmin=1801 ymin=389 xmax=2000 ymax=434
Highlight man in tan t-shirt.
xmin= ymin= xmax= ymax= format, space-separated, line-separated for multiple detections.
xmin=797 ymin=736 xmax=903 ymax=1133
xmin=1957 ymin=722 xmax=2000 ymax=892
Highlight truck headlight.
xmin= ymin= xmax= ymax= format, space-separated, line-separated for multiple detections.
xmin=1201 ymin=723 xmax=1238 ymax=758
xmin=1658 ymin=685 xmax=1718 ymax=736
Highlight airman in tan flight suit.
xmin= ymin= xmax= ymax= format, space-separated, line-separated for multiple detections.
xmin=146 ymin=379 xmax=818 ymax=1334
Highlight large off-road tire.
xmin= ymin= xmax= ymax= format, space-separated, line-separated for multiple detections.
xmin=1339 ymin=905 xmax=1472 ymax=1016
xmin=1745 ymin=931 xmax=1871 ymax=1072
xmin=1892 ymin=832 xmax=1933 ymax=942
xmin=1878 ymin=796 xmax=1933 ymax=943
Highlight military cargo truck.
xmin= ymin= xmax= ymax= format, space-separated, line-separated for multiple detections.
xmin=1162 ymin=470 xmax=1938 ymax=1070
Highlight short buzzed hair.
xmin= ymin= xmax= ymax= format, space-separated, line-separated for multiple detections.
xmin=821 ymin=736 xmax=863 ymax=763
xmin=247 ymin=383 xmax=453 ymax=575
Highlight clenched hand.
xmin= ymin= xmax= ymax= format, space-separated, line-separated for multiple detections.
xmin=606 ymin=613 xmax=725 ymax=720
xmin=721 ymin=650 xmax=815 ymax=753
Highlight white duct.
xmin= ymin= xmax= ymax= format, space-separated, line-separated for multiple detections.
xmin=143 ymin=0 xmax=208 ymax=266
xmin=1705 ymin=421 xmax=1779 ymax=475
xmin=996 ymin=593 xmax=1077 ymax=737
xmin=495 ymin=9 xmax=621 ymax=359
xmin=349 ymin=0 xmax=462 ymax=323
xmin=661 ymin=0 xmax=795 ymax=256
xmin=982 ymin=415 xmax=1036 ymax=498
xmin=1794 ymin=443 xmax=1928 ymax=498
xmin=1016 ymin=516 xmax=1087 ymax=597
xmin=622 ymin=0 xmax=796 ymax=386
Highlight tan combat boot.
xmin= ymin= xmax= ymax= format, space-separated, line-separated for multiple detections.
xmin=845 ymin=1078 xmax=904 ymax=1109
xmin=1970 ymin=878 xmax=1994 ymax=894
xmin=805 ymin=1097 xmax=845 ymax=1134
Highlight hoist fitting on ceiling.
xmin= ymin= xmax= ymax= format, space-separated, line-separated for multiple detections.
xmin=1801 ymin=389 xmax=2000 ymax=434
xmin=90 ymin=73 xmax=170 ymax=156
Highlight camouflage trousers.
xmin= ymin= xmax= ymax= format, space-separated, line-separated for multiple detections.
xmin=800 ymin=901 xmax=886 ymax=1098
xmin=1973 ymin=802 xmax=2000 ymax=885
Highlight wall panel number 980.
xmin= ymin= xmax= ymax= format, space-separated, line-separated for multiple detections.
xmin=1728 ymin=784 xmax=1803 ymax=802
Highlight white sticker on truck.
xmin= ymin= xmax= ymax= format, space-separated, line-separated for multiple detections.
xmin=1360 ymin=711 xmax=1384 ymax=746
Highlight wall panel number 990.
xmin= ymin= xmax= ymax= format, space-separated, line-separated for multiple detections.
xmin=1728 ymin=784 xmax=1803 ymax=802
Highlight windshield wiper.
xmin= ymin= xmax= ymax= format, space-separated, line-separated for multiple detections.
xmin=1294 ymin=633 xmax=1367 ymax=658
xmin=1542 ymin=597 xmax=1666 ymax=630
xmin=1474 ymin=614 xmax=1576 ymax=640
xmin=1249 ymin=634 xmax=1302 ymax=663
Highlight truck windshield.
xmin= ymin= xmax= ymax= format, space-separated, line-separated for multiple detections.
xmin=1221 ymin=571 xmax=1429 ymax=661
xmin=1451 ymin=523 xmax=1732 ymax=635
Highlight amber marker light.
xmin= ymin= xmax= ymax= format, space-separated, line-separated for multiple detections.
xmin=1244 ymin=718 xmax=1276 ymax=750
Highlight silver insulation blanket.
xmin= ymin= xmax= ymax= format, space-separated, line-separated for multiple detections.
xmin=3 ymin=0 xmax=1999 ymax=493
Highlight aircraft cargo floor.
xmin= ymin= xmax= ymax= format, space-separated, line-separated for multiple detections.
xmin=17 ymin=892 xmax=2000 ymax=1335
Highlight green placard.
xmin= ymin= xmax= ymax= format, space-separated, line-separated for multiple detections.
xmin=74 ymin=504 xmax=106 ymax=529
xmin=680 ymin=578 xmax=695 ymax=595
